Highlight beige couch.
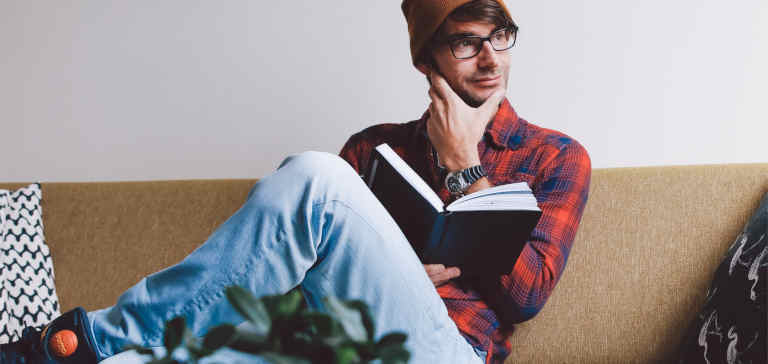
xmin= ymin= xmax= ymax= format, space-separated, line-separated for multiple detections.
xmin=2 ymin=163 xmax=767 ymax=363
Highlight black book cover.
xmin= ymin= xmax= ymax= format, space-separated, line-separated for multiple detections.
xmin=363 ymin=144 xmax=541 ymax=276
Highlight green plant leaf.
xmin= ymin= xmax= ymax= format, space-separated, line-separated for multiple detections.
xmin=225 ymin=286 xmax=271 ymax=333
xmin=202 ymin=324 xmax=238 ymax=351
xmin=350 ymin=341 xmax=377 ymax=361
xmin=227 ymin=332 xmax=269 ymax=354
xmin=186 ymin=344 xmax=214 ymax=360
xmin=378 ymin=344 xmax=411 ymax=364
xmin=377 ymin=332 xmax=411 ymax=364
xmin=146 ymin=358 xmax=178 ymax=364
xmin=298 ymin=311 xmax=338 ymax=337
xmin=261 ymin=288 xmax=304 ymax=318
xmin=163 ymin=317 xmax=186 ymax=353
xmin=323 ymin=296 xmax=367 ymax=342
xmin=145 ymin=287 xmax=411 ymax=364
xmin=335 ymin=343 xmax=361 ymax=364
xmin=376 ymin=332 xmax=407 ymax=347
xmin=259 ymin=352 xmax=312 ymax=364
xmin=344 ymin=300 xmax=376 ymax=342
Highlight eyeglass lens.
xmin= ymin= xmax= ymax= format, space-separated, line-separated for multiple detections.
xmin=450 ymin=29 xmax=515 ymax=59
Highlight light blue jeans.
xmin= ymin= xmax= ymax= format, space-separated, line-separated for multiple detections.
xmin=89 ymin=152 xmax=483 ymax=364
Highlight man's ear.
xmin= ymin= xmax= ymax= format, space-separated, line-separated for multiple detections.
xmin=415 ymin=63 xmax=431 ymax=76
xmin=415 ymin=63 xmax=433 ymax=85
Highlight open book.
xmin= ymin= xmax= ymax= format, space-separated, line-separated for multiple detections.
xmin=363 ymin=143 xmax=542 ymax=276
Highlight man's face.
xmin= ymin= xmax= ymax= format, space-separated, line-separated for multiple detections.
xmin=422 ymin=19 xmax=511 ymax=107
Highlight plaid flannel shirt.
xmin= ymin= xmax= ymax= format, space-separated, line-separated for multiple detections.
xmin=339 ymin=99 xmax=591 ymax=363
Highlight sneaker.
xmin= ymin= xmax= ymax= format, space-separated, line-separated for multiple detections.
xmin=0 ymin=307 xmax=100 ymax=364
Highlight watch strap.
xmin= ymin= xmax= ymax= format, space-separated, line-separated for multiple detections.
xmin=462 ymin=165 xmax=487 ymax=185
xmin=446 ymin=164 xmax=487 ymax=195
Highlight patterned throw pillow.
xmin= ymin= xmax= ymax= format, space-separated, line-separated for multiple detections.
xmin=676 ymin=192 xmax=767 ymax=363
xmin=0 ymin=183 xmax=61 ymax=343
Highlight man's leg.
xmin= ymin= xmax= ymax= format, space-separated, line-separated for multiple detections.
xmin=89 ymin=152 xmax=482 ymax=363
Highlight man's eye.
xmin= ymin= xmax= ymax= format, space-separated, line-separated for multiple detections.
xmin=459 ymin=39 xmax=474 ymax=47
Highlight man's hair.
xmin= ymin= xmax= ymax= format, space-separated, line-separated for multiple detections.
xmin=415 ymin=0 xmax=518 ymax=67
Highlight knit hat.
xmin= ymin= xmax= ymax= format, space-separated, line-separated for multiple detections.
xmin=401 ymin=0 xmax=513 ymax=65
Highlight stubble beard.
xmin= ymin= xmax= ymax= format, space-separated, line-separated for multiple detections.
xmin=457 ymin=78 xmax=507 ymax=108
xmin=457 ymin=66 xmax=508 ymax=107
xmin=457 ymin=88 xmax=485 ymax=108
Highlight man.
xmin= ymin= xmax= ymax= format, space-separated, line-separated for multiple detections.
xmin=341 ymin=1 xmax=590 ymax=361
xmin=1 ymin=1 xmax=590 ymax=363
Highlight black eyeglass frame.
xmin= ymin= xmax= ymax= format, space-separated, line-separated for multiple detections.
xmin=439 ymin=27 xmax=518 ymax=60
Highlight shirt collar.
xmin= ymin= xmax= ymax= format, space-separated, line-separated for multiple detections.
xmin=485 ymin=98 xmax=522 ymax=149
xmin=418 ymin=97 xmax=524 ymax=150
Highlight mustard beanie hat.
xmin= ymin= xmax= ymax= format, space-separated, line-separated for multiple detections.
xmin=401 ymin=0 xmax=513 ymax=65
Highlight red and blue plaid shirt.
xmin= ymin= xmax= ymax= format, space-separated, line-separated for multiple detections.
xmin=339 ymin=99 xmax=591 ymax=363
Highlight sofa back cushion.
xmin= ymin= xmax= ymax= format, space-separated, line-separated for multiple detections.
xmin=0 ymin=180 xmax=257 ymax=313
xmin=1 ymin=163 xmax=767 ymax=363
xmin=506 ymin=164 xmax=768 ymax=363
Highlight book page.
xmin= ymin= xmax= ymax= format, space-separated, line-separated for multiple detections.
xmin=450 ymin=182 xmax=530 ymax=204
xmin=446 ymin=182 xmax=540 ymax=212
xmin=446 ymin=195 xmax=539 ymax=211
xmin=375 ymin=144 xmax=444 ymax=212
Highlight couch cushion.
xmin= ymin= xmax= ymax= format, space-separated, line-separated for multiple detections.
xmin=36 ymin=179 xmax=257 ymax=313
xmin=2 ymin=163 xmax=768 ymax=363
xmin=505 ymin=163 xmax=768 ymax=363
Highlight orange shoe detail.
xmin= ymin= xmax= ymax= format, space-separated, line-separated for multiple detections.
xmin=49 ymin=330 xmax=78 ymax=357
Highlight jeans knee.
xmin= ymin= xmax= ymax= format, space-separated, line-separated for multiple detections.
xmin=278 ymin=151 xmax=357 ymax=180
xmin=250 ymin=151 xmax=369 ymax=208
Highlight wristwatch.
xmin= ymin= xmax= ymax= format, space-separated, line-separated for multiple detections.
xmin=445 ymin=165 xmax=487 ymax=195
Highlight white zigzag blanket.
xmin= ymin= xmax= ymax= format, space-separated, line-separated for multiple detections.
xmin=0 ymin=183 xmax=60 ymax=343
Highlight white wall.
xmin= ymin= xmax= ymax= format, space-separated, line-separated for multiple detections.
xmin=2 ymin=0 xmax=766 ymax=182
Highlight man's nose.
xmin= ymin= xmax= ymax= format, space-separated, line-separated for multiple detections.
xmin=476 ymin=40 xmax=500 ymax=68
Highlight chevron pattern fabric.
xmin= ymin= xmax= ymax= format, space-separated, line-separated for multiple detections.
xmin=0 ymin=183 xmax=60 ymax=344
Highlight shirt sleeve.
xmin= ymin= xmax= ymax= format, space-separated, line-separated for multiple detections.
xmin=338 ymin=132 xmax=370 ymax=174
xmin=496 ymin=141 xmax=592 ymax=323
xmin=338 ymin=122 xmax=409 ymax=174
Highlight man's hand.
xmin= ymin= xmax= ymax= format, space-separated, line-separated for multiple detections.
xmin=424 ymin=264 xmax=461 ymax=287
xmin=426 ymin=72 xmax=506 ymax=172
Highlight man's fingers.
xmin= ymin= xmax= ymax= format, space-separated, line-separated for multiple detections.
xmin=424 ymin=265 xmax=462 ymax=287
xmin=428 ymin=84 xmax=448 ymax=120
xmin=430 ymin=95 xmax=446 ymax=120
xmin=435 ymin=267 xmax=460 ymax=282
xmin=429 ymin=266 xmax=461 ymax=282
xmin=428 ymin=87 xmax=440 ymax=103
xmin=424 ymin=264 xmax=445 ymax=275
xmin=428 ymin=78 xmax=444 ymax=101
xmin=428 ymin=72 xmax=444 ymax=99
xmin=445 ymin=266 xmax=461 ymax=279
xmin=430 ymin=72 xmax=458 ymax=102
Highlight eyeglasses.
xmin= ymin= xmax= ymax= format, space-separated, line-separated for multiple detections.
xmin=442 ymin=27 xmax=517 ymax=60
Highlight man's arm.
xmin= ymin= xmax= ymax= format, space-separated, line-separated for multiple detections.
xmin=425 ymin=71 xmax=505 ymax=176
xmin=338 ymin=132 xmax=370 ymax=176
xmin=490 ymin=142 xmax=591 ymax=323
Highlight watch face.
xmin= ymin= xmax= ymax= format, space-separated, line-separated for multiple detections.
xmin=446 ymin=175 xmax=462 ymax=193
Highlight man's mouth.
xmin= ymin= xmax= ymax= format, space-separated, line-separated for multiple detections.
xmin=472 ymin=75 xmax=501 ymax=86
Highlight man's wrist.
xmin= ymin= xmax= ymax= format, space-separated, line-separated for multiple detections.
xmin=465 ymin=177 xmax=492 ymax=195
xmin=442 ymin=154 xmax=481 ymax=172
